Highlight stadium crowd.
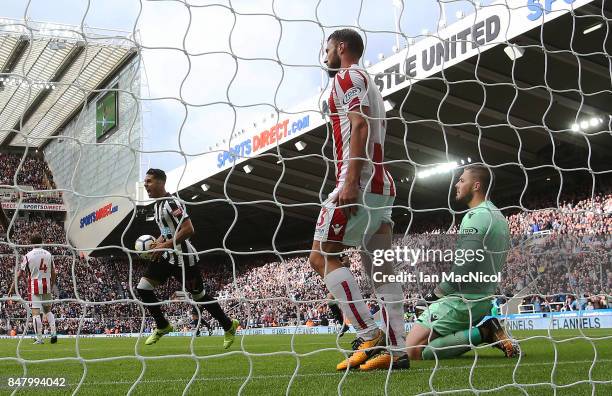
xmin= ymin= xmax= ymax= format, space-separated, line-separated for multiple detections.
xmin=0 ymin=171 xmax=610 ymax=335
xmin=0 ymin=213 xmax=70 ymax=255
xmin=0 ymin=152 xmax=62 ymax=206
xmin=0 ymin=152 xmax=56 ymax=191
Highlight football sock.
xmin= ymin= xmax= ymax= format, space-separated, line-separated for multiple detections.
xmin=33 ymin=314 xmax=43 ymax=341
xmin=421 ymin=328 xmax=482 ymax=360
xmin=194 ymin=292 xmax=232 ymax=331
xmin=137 ymin=288 xmax=169 ymax=329
xmin=46 ymin=311 xmax=57 ymax=335
xmin=324 ymin=267 xmax=377 ymax=339
xmin=375 ymin=283 xmax=407 ymax=355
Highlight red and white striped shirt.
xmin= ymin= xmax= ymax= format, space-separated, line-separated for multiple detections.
xmin=20 ymin=248 xmax=53 ymax=296
xmin=328 ymin=64 xmax=395 ymax=197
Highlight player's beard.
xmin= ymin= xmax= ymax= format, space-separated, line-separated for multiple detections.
xmin=326 ymin=50 xmax=340 ymax=78
xmin=456 ymin=189 xmax=472 ymax=205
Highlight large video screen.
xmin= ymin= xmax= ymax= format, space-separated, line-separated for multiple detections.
xmin=96 ymin=88 xmax=118 ymax=141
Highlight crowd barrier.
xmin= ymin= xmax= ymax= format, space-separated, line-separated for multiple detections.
xmin=1 ymin=310 xmax=610 ymax=339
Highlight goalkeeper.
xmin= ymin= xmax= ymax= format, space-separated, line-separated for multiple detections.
xmin=405 ymin=165 xmax=519 ymax=360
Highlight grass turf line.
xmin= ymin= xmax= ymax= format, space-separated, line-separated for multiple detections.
xmin=0 ymin=329 xmax=610 ymax=395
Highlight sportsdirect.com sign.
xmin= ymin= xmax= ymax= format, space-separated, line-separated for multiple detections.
xmin=216 ymin=115 xmax=310 ymax=168
xmin=79 ymin=203 xmax=119 ymax=229
xmin=1 ymin=202 xmax=66 ymax=212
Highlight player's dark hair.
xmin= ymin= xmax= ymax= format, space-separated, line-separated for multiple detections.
xmin=146 ymin=168 xmax=166 ymax=182
xmin=30 ymin=233 xmax=42 ymax=245
xmin=327 ymin=28 xmax=364 ymax=58
xmin=465 ymin=164 xmax=493 ymax=197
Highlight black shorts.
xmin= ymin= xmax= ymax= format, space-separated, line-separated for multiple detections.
xmin=144 ymin=260 xmax=204 ymax=294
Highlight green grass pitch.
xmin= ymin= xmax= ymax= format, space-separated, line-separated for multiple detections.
xmin=0 ymin=329 xmax=610 ymax=395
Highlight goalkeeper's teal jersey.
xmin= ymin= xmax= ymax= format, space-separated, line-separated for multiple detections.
xmin=439 ymin=200 xmax=510 ymax=299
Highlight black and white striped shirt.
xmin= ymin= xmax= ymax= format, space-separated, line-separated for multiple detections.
xmin=154 ymin=193 xmax=198 ymax=267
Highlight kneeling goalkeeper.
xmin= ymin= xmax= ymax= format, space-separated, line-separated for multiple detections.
xmin=405 ymin=165 xmax=519 ymax=360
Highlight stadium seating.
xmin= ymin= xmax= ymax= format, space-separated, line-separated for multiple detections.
xmin=0 ymin=152 xmax=56 ymax=191
xmin=0 ymin=153 xmax=61 ymax=208
xmin=0 ymin=165 xmax=610 ymax=335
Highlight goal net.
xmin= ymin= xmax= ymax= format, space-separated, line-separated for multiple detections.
xmin=0 ymin=0 xmax=611 ymax=394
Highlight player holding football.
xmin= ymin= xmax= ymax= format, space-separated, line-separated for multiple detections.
xmin=309 ymin=28 xmax=408 ymax=371
xmin=405 ymin=165 xmax=519 ymax=360
xmin=8 ymin=234 xmax=58 ymax=344
xmin=138 ymin=168 xmax=238 ymax=346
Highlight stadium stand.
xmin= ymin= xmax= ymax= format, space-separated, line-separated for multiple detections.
xmin=0 ymin=152 xmax=56 ymax=191
xmin=1 ymin=158 xmax=610 ymax=335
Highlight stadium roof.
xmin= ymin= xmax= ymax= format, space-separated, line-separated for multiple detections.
xmin=106 ymin=0 xmax=611 ymax=257
xmin=0 ymin=18 xmax=136 ymax=148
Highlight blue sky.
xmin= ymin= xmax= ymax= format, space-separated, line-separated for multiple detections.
xmin=2 ymin=0 xmax=489 ymax=172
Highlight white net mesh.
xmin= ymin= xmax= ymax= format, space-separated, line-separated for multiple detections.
xmin=1 ymin=0 xmax=611 ymax=394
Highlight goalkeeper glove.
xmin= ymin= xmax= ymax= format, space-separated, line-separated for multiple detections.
xmin=424 ymin=286 xmax=445 ymax=303
xmin=423 ymin=292 xmax=439 ymax=303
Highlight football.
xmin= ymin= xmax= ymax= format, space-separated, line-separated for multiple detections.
xmin=134 ymin=235 xmax=155 ymax=259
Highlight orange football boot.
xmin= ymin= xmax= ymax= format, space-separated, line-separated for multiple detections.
xmin=359 ymin=351 xmax=410 ymax=371
xmin=336 ymin=329 xmax=386 ymax=370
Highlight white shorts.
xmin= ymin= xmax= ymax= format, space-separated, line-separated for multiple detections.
xmin=30 ymin=293 xmax=52 ymax=310
xmin=314 ymin=191 xmax=394 ymax=247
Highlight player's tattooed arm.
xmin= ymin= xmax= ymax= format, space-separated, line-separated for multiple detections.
xmin=149 ymin=235 xmax=166 ymax=261
xmin=151 ymin=219 xmax=194 ymax=261
xmin=168 ymin=218 xmax=194 ymax=246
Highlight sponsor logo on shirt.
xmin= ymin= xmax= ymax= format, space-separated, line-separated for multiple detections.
xmin=460 ymin=227 xmax=479 ymax=235
xmin=342 ymin=86 xmax=362 ymax=106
